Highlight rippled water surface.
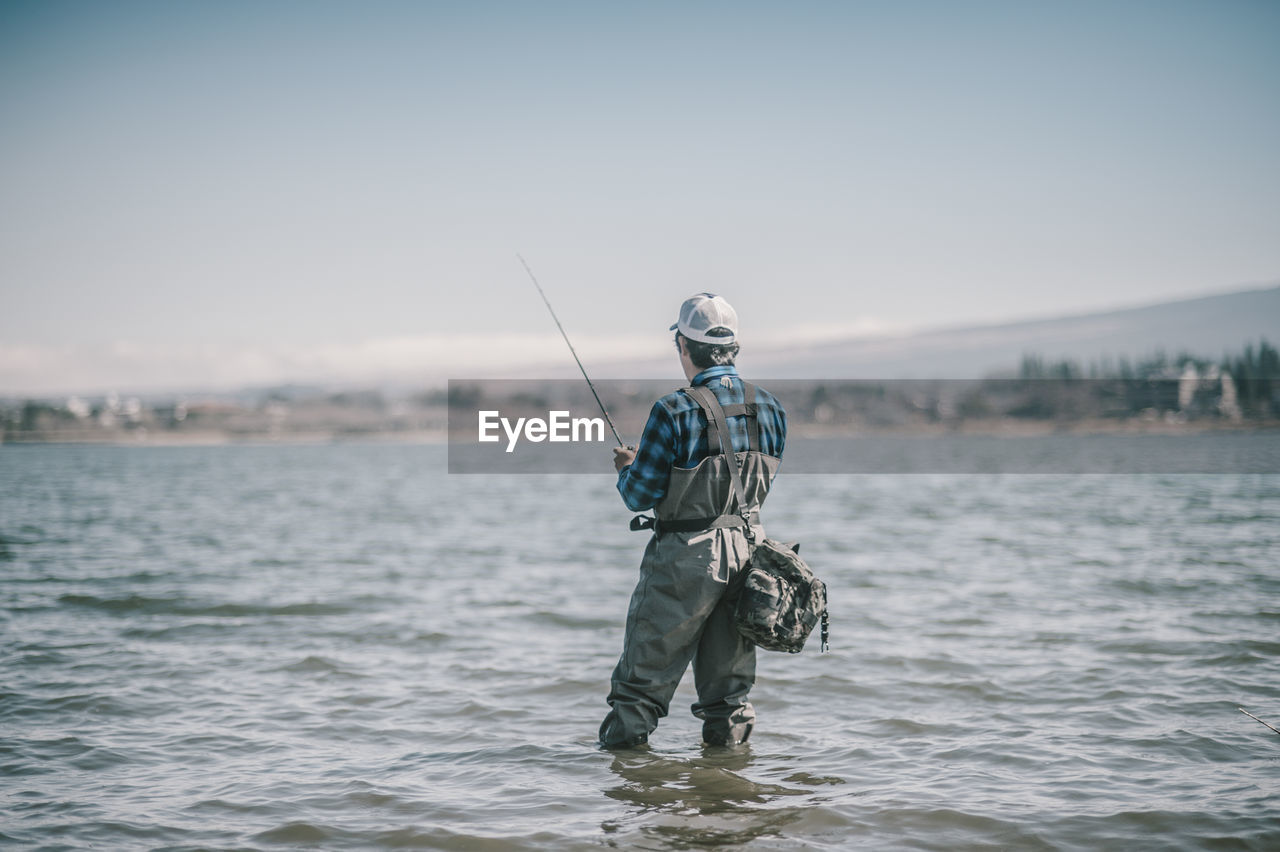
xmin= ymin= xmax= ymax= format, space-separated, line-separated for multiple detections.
xmin=3 ymin=443 xmax=1279 ymax=850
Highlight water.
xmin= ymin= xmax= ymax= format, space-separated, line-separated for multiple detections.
xmin=2 ymin=442 xmax=1278 ymax=850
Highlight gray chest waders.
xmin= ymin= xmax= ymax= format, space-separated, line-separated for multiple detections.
xmin=599 ymin=381 xmax=777 ymax=748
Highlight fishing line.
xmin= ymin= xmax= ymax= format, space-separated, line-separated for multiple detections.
xmin=517 ymin=254 xmax=627 ymax=447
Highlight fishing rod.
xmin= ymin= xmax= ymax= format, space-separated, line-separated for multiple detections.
xmin=1240 ymin=707 xmax=1280 ymax=736
xmin=517 ymin=254 xmax=627 ymax=447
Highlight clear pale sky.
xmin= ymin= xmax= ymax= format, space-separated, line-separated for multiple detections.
xmin=2 ymin=0 xmax=1277 ymax=393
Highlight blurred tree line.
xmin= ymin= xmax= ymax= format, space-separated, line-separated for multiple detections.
xmin=785 ymin=339 xmax=1278 ymax=428
xmin=1222 ymin=340 xmax=1280 ymax=417
xmin=1010 ymin=339 xmax=1277 ymax=419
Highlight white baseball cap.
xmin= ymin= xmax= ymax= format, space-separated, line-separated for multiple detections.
xmin=670 ymin=292 xmax=739 ymax=344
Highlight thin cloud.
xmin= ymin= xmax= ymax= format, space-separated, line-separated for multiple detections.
xmin=0 ymin=332 xmax=669 ymax=396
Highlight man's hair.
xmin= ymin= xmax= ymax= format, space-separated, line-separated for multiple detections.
xmin=676 ymin=329 xmax=739 ymax=369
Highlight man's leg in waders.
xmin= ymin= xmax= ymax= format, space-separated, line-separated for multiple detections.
xmin=692 ymin=528 xmax=756 ymax=746
xmin=599 ymin=534 xmax=723 ymax=748
xmin=691 ymin=587 xmax=756 ymax=746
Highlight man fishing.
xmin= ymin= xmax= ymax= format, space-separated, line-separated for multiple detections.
xmin=599 ymin=293 xmax=787 ymax=749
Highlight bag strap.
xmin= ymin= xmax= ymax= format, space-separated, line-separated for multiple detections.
xmin=684 ymin=384 xmax=755 ymax=545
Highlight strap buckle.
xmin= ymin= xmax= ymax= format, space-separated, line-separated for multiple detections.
xmin=629 ymin=515 xmax=656 ymax=532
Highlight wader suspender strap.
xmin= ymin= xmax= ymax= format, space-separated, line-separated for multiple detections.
xmin=684 ymin=384 xmax=757 ymax=546
xmin=699 ymin=384 xmax=762 ymax=456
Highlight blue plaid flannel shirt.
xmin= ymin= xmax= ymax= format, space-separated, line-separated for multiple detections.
xmin=616 ymin=365 xmax=787 ymax=511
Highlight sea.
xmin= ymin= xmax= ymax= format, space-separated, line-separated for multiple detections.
xmin=2 ymin=440 xmax=1278 ymax=850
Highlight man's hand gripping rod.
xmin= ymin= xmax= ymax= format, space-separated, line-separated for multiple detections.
xmin=517 ymin=254 xmax=629 ymax=448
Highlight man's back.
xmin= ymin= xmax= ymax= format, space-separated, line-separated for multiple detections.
xmin=617 ymin=364 xmax=786 ymax=512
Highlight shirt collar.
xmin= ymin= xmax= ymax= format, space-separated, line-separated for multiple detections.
xmin=691 ymin=364 xmax=739 ymax=387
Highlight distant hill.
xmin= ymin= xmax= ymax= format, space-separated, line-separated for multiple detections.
xmin=585 ymin=284 xmax=1279 ymax=379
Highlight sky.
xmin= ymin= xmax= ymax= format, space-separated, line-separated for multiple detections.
xmin=1 ymin=0 xmax=1277 ymax=394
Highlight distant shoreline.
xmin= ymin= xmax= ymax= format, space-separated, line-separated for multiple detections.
xmin=0 ymin=429 xmax=449 ymax=447
xmin=4 ymin=419 xmax=1277 ymax=447
xmin=792 ymin=417 xmax=1280 ymax=439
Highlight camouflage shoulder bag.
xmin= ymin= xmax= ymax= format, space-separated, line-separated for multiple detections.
xmin=733 ymin=537 xmax=828 ymax=654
